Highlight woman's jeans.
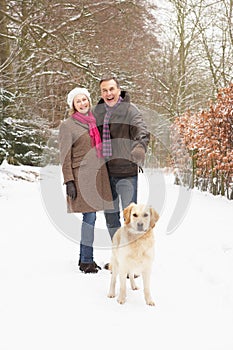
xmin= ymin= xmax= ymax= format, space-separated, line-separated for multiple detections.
xmin=104 ymin=175 xmax=138 ymax=239
xmin=79 ymin=212 xmax=96 ymax=263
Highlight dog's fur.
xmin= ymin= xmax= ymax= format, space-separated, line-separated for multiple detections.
xmin=107 ymin=203 xmax=159 ymax=306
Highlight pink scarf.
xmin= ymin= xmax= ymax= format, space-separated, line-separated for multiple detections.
xmin=72 ymin=111 xmax=102 ymax=158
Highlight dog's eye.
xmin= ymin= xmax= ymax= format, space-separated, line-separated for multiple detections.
xmin=143 ymin=213 xmax=149 ymax=217
xmin=133 ymin=213 xmax=138 ymax=217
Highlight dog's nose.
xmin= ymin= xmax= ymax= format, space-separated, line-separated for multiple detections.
xmin=137 ymin=222 xmax=144 ymax=231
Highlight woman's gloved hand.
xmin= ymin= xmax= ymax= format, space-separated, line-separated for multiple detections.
xmin=66 ymin=180 xmax=77 ymax=200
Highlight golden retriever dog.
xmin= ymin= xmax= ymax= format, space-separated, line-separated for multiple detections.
xmin=107 ymin=203 xmax=159 ymax=306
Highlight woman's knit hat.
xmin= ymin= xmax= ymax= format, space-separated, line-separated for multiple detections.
xmin=67 ymin=87 xmax=92 ymax=109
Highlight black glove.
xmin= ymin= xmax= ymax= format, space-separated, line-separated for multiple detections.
xmin=66 ymin=181 xmax=77 ymax=200
xmin=131 ymin=144 xmax=146 ymax=166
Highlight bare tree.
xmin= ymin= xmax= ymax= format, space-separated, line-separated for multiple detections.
xmin=194 ymin=0 xmax=233 ymax=91
xmin=0 ymin=0 xmax=13 ymax=97
xmin=0 ymin=0 xmax=159 ymax=124
xmin=149 ymin=0 xmax=233 ymax=119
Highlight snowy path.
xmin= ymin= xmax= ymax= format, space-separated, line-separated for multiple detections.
xmin=0 ymin=163 xmax=233 ymax=350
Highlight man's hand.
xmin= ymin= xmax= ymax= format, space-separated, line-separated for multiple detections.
xmin=66 ymin=181 xmax=77 ymax=200
xmin=131 ymin=144 xmax=146 ymax=166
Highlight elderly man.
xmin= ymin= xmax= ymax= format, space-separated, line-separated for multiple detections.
xmin=93 ymin=76 xmax=150 ymax=241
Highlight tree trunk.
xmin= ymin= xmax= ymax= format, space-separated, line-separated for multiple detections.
xmin=0 ymin=0 xmax=12 ymax=88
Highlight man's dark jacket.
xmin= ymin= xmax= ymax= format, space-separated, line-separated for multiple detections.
xmin=93 ymin=91 xmax=150 ymax=177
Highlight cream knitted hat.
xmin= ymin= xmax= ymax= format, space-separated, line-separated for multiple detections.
xmin=67 ymin=87 xmax=92 ymax=109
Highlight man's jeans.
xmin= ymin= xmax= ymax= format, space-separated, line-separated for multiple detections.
xmin=79 ymin=212 xmax=96 ymax=263
xmin=104 ymin=175 xmax=138 ymax=239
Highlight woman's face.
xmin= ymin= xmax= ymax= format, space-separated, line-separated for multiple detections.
xmin=73 ymin=94 xmax=90 ymax=114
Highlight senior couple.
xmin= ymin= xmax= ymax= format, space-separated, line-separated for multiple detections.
xmin=59 ymin=76 xmax=150 ymax=273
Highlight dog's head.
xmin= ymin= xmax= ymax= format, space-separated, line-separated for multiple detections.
xmin=123 ymin=203 xmax=159 ymax=234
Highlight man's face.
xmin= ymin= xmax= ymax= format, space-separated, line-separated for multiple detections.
xmin=100 ymin=79 xmax=121 ymax=107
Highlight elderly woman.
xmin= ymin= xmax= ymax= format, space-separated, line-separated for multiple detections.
xmin=59 ymin=87 xmax=113 ymax=274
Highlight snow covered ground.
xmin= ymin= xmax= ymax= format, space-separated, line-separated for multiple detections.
xmin=0 ymin=160 xmax=233 ymax=350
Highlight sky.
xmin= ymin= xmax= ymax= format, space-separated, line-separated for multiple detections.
xmin=0 ymin=160 xmax=233 ymax=350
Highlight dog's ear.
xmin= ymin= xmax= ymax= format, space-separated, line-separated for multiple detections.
xmin=123 ymin=202 xmax=135 ymax=224
xmin=150 ymin=207 xmax=159 ymax=228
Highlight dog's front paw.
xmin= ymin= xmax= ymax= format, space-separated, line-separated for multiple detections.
xmin=146 ymin=299 xmax=155 ymax=306
xmin=107 ymin=293 xmax=115 ymax=298
xmin=117 ymin=297 xmax=126 ymax=304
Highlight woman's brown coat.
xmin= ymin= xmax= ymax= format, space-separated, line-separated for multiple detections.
xmin=59 ymin=117 xmax=113 ymax=213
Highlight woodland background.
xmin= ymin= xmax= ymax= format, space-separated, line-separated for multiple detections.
xmin=0 ymin=0 xmax=232 ymax=198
